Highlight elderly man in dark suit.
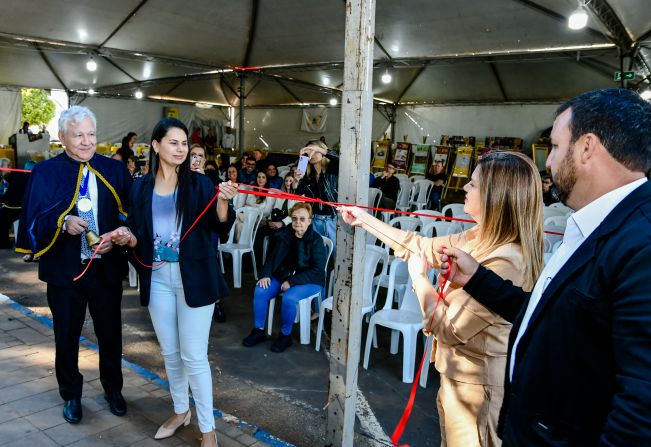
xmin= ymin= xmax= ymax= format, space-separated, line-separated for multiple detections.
xmin=435 ymin=88 xmax=651 ymax=446
xmin=16 ymin=106 xmax=132 ymax=424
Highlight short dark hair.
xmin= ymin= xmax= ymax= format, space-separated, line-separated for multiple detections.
xmin=541 ymin=173 xmax=552 ymax=182
xmin=556 ymin=88 xmax=651 ymax=172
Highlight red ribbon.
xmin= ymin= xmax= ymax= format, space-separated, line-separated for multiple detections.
xmin=390 ymin=250 xmax=456 ymax=447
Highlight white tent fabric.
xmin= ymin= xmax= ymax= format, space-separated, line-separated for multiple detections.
xmin=0 ymin=88 xmax=21 ymax=146
xmin=71 ymin=97 xmax=195 ymax=146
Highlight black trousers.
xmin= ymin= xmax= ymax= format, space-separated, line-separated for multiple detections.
xmin=46 ymin=263 xmax=124 ymax=401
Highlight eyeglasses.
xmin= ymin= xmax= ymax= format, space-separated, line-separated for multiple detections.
xmin=291 ymin=216 xmax=309 ymax=222
xmin=247 ymin=162 xmax=256 ymax=167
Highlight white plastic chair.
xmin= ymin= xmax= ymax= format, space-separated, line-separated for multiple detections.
xmin=218 ymin=208 xmax=262 ymax=288
xmin=543 ymin=207 xmax=568 ymax=220
xmin=420 ymin=220 xmax=462 ymax=238
xmin=543 ymin=225 xmax=565 ymax=254
xmin=394 ymin=173 xmax=409 ymax=182
xmin=414 ymin=210 xmax=443 ymax=228
xmin=395 ymin=181 xmax=413 ymax=212
xmin=368 ymin=187 xmax=382 ymax=210
xmin=267 ymin=236 xmax=333 ymax=345
xmin=409 ymin=179 xmax=434 ymax=211
xmin=128 ymin=262 xmax=138 ymax=288
xmin=441 ymin=203 xmax=465 ymax=218
xmin=544 ymin=215 xmax=568 ymax=228
xmin=548 ymin=202 xmax=572 ymax=215
xmin=277 ymin=166 xmax=290 ymax=178
xmin=315 ymin=245 xmax=388 ymax=351
xmin=409 ymin=175 xmax=425 ymax=183
xmin=12 ymin=220 xmax=19 ymax=244
xmin=363 ymin=274 xmax=435 ymax=383
xmin=233 ymin=185 xmax=249 ymax=209
xmin=456 ymin=212 xmax=477 ymax=231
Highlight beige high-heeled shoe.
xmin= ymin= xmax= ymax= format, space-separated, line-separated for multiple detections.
xmin=200 ymin=430 xmax=218 ymax=447
xmin=154 ymin=409 xmax=191 ymax=439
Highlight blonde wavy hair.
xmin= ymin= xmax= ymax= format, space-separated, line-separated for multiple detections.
xmin=470 ymin=151 xmax=544 ymax=291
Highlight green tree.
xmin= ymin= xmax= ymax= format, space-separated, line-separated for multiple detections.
xmin=21 ymin=88 xmax=56 ymax=127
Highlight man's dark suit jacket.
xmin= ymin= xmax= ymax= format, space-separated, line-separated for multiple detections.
xmin=127 ymin=172 xmax=235 ymax=308
xmin=16 ymin=153 xmax=132 ymax=286
xmin=464 ymin=180 xmax=651 ymax=446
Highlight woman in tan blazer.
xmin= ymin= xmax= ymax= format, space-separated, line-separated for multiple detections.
xmin=340 ymin=152 xmax=544 ymax=447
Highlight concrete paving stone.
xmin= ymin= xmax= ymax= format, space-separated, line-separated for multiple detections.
xmin=250 ymin=442 xmax=271 ymax=447
xmin=0 ymin=343 xmax=37 ymax=362
xmin=236 ymin=432 xmax=259 ymax=446
xmin=82 ymin=394 xmax=105 ymax=413
xmin=24 ymin=403 xmax=67 ymax=430
xmin=216 ymin=434 xmax=248 ymax=447
xmin=0 ymin=431 xmax=59 ymax=447
xmin=141 ymin=382 xmax=160 ymax=392
xmin=0 ymin=364 xmax=54 ymax=389
xmin=0 ymin=317 xmax=26 ymax=331
xmin=217 ymin=422 xmax=244 ymax=439
xmin=120 ymin=385 xmax=151 ymax=402
xmin=0 ymin=350 xmax=52 ymax=372
xmin=0 ymin=339 xmax=23 ymax=350
xmin=0 ymin=375 xmax=59 ymax=405
xmin=20 ymin=318 xmax=53 ymax=336
xmin=150 ymin=388 xmax=168 ymax=398
xmin=124 ymin=375 xmax=149 ymax=387
xmin=91 ymin=421 xmax=150 ymax=446
xmin=0 ymin=417 xmax=40 ymax=445
xmin=1 ymin=388 xmax=61 ymax=417
xmin=6 ymin=327 xmax=51 ymax=345
xmin=0 ymin=403 xmax=21 ymax=424
xmin=44 ymin=409 xmax=127 ymax=445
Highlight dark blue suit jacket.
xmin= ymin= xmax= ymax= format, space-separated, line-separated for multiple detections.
xmin=464 ymin=180 xmax=651 ymax=446
xmin=127 ymin=172 xmax=234 ymax=308
xmin=16 ymin=152 xmax=132 ymax=286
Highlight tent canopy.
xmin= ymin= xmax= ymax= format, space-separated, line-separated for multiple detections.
xmin=0 ymin=0 xmax=649 ymax=106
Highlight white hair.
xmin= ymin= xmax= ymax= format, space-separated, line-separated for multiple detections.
xmin=0 ymin=157 xmax=10 ymax=168
xmin=58 ymin=106 xmax=97 ymax=135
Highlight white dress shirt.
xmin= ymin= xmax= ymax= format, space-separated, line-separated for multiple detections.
xmin=510 ymin=177 xmax=647 ymax=380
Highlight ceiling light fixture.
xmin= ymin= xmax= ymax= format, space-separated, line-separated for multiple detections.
xmin=640 ymin=90 xmax=651 ymax=101
xmin=134 ymin=90 xmax=144 ymax=99
xmin=381 ymin=70 xmax=392 ymax=84
xmin=87 ymin=88 xmax=96 ymax=95
xmin=195 ymin=102 xmax=213 ymax=109
xmin=86 ymin=56 xmax=97 ymax=72
xmin=329 ymin=98 xmax=338 ymax=106
xmin=568 ymin=1 xmax=589 ymax=30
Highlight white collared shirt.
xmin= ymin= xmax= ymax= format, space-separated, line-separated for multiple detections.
xmin=509 ymin=177 xmax=648 ymax=380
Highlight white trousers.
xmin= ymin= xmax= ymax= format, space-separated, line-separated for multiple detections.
xmin=149 ymin=263 xmax=215 ymax=433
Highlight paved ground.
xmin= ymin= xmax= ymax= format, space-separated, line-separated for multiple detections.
xmin=0 ymin=294 xmax=282 ymax=447
xmin=0 ymin=248 xmax=441 ymax=447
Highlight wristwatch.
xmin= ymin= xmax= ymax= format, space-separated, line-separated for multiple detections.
xmin=62 ymin=215 xmax=72 ymax=233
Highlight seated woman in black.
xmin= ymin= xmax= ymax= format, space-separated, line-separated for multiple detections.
xmin=242 ymin=202 xmax=326 ymax=352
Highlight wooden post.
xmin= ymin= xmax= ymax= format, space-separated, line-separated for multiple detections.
xmin=326 ymin=0 xmax=376 ymax=446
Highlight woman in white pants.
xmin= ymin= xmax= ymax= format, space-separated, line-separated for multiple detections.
xmin=114 ymin=118 xmax=236 ymax=447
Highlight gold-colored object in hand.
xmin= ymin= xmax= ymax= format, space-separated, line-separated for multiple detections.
xmin=85 ymin=230 xmax=102 ymax=247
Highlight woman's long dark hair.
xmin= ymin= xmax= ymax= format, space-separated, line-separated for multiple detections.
xmin=121 ymin=132 xmax=137 ymax=150
xmin=149 ymin=118 xmax=191 ymax=227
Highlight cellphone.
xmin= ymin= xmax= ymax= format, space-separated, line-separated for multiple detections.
xmin=297 ymin=155 xmax=309 ymax=174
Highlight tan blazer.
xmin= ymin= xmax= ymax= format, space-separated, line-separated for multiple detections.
xmin=393 ymin=227 xmax=528 ymax=386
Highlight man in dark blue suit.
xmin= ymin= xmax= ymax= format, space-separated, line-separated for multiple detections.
xmin=16 ymin=106 xmax=132 ymax=424
xmin=436 ymin=89 xmax=651 ymax=446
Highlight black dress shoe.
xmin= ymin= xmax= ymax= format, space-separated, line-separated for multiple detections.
xmin=104 ymin=391 xmax=127 ymax=416
xmin=270 ymin=334 xmax=293 ymax=353
xmin=63 ymin=398 xmax=82 ymax=424
xmin=213 ymin=302 xmax=226 ymax=323
xmin=242 ymin=328 xmax=267 ymax=347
